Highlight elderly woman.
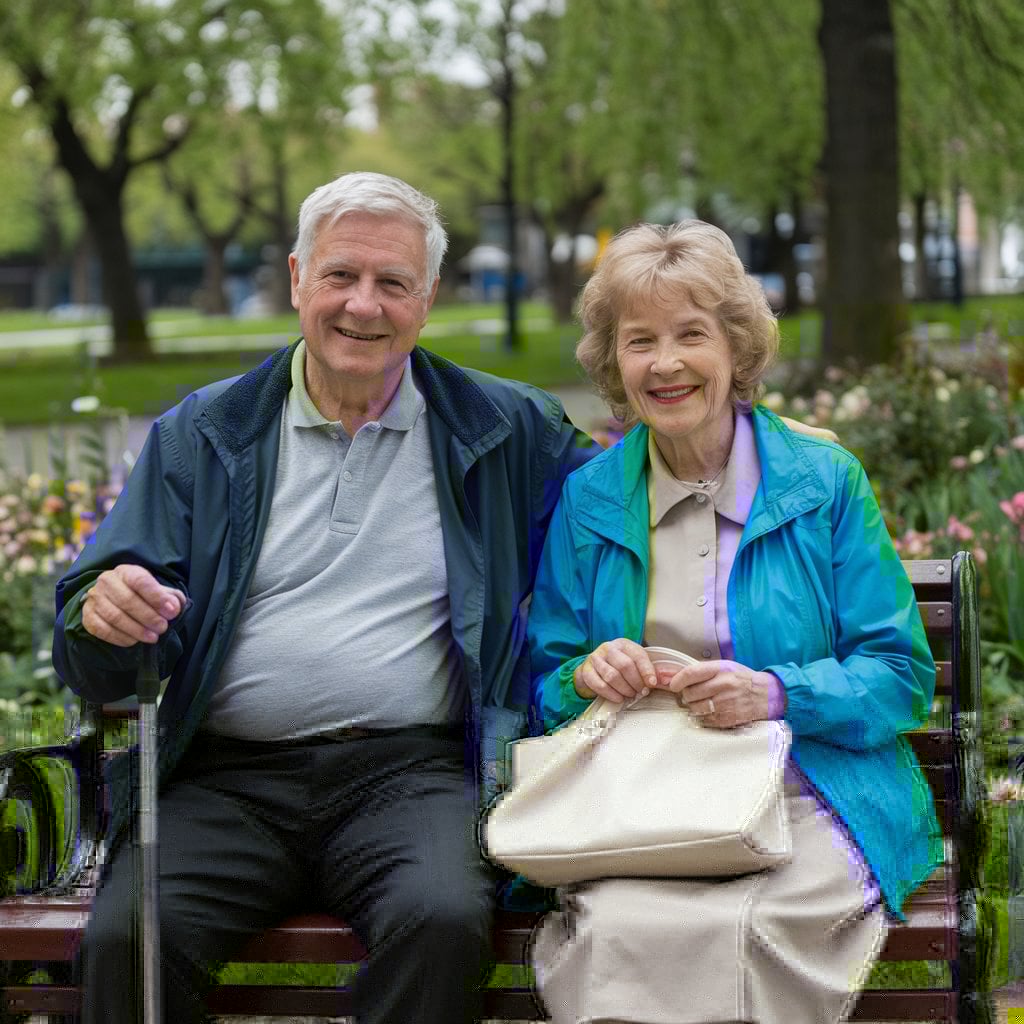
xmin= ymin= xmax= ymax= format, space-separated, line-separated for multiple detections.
xmin=526 ymin=221 xmax=942 ymax=1024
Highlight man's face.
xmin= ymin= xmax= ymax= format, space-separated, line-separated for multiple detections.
xmin=289 ymin=211 xmax=438 ymax=391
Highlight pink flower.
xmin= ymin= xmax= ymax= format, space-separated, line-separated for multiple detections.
xmin=972 ymin=546 xmax=988 ymax=565
xmin=1012 ymin=434 xmax=1024 ymax=451
xmin=949 ymin=456 xmax=969 ymax=470
xmin=946 ymin=516 xmax=974 ymax=542
xmin=42 ymin=495 xmax=65 ymax=515
xmin=1000 ymin=492 xmax=1024 ymax=525
xmin=898 ymin=529 xmax=934 ymax=557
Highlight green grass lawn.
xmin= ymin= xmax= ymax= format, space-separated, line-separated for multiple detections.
xmin=0 ymin=295 xmax=1020 ymax=426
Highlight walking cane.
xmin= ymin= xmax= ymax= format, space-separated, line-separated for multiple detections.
xmin=136 ymin=643 xmax=162 ymax=1024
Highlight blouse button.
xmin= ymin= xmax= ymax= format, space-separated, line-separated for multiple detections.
xmin=702 ymin=648 xmax=713 ymax=658
xmin=696 ymin=595 xmax=708 ymax=607
xmin=695 ymin=493 xmax=707 ymax=504
xmin=697 ymin=544 xmax=710 ymax=557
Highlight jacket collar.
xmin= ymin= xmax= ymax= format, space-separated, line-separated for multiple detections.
xmin=576 ymin=405 xmax=829 ymax=552
xmin=198 ymin=340 xmax=510 ymax=455
xmin=742 ymin=405 xmax=830 ymax=543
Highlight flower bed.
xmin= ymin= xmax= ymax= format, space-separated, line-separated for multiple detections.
xmin=0 ymin=466 xmax=119 ymax=729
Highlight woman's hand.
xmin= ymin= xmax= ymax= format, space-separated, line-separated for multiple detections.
xmin=660 ymin=659 xmax=777 ymax=728
xmin=574 ymin=639 xmax=657 ymax=703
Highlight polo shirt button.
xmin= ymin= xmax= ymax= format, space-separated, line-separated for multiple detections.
xmin=698 ymin=544 xmax=710 ymax=557
xmin=696 ymin=595 xmax=707 ymax=607
xmin=369 ymin=423 xmax=382 ymax=432
xmin=702 ymin=648 xmax=713 ymax=658
xmin=343 ymin=471 xmax=353 ymax=482
xmin=329 ymin=432 xmax=340 ymax=440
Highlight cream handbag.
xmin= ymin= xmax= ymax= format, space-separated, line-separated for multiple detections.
xmin=482 ymin=648 xmax=792 ymax=886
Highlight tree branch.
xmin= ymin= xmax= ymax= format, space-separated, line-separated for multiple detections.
xmin=129 ymin=123 xmax=191 ymax=172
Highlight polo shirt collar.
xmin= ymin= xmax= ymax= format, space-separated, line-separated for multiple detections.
xmin=648 ymin=409 xmax=761 ymax=528
xmin=287 ymin=341 xmax=422 ymax=433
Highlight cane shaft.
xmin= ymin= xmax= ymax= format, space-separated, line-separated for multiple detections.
xmin=138 ymin=679 xmax=161 ymax=1023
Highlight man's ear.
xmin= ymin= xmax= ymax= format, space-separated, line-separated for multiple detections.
xmin=287 ymin=253 xmax=302 ymax=311
xmin=780 ymin=415 xmax=841 ymax=446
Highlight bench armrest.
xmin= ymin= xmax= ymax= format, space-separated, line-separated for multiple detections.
xmin=0 ymin=705 xmax=105 ymax=897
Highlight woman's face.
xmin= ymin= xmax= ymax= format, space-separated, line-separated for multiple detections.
xmin=615 ymin=294 xmax=735 ymax=446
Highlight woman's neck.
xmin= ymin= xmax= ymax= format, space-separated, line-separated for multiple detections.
xmin=651 ymin=412 xmax=735 ymax=483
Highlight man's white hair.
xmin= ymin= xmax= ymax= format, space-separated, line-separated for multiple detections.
xmin=291 ymin=172 xmax=448 ymax=288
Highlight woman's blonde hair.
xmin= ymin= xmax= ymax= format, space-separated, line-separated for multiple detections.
xmin=576 ymin=220 xmax=780 ymax=424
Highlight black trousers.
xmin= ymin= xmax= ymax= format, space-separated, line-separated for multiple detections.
xmin=79 ymin=726 xmax=495 ymax=1023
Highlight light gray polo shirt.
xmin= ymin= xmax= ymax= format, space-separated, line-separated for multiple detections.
xmin=202 ymin=342 xmax=461 ymax=740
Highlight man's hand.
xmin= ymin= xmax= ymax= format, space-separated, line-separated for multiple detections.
xmin=574 ymin=638 xmax=657 ymax=703
xmin=659 ymin=659 xmax=775 ymax=729
xmin=81 ymin=565 xmax=187 ymax=649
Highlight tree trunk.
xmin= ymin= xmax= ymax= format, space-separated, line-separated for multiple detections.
xmin=47 ymin=97 xmax=150 ymax=358
xmin=764 ymin=204 xmax=801 ymax=315
xmin=201 ymin=236 xmax=231 ymax=316
xmin=912 ymin=192 xmax=929 ymax=300
xmin=550 ymin=256 xmax=576 ymax=325
xmin=70 ymin=228 xmax=94 ymax=306
xmin=498 ymin=0 xmax=521 ymax=352
xmin=950 ymin=183 xmax=964 ymax=307
xmin=76 ymin=180 xmax=150 ymax=359
xmin=818 ymin=0 xmax=907 ymax=367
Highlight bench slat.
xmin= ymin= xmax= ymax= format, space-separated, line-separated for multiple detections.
xmin=901 ymin=559 xmax=953 ymax=587
xmin=918 ymin=602 xmax=953 ymax=635
xmin=849 ymin=988 xmax=955 ymax=1021
xmin=4 ymin=983 xmax=960 ymax=1021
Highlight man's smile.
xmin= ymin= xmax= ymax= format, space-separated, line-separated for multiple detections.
xmin=334 ymin=326 xmax=386 ymax=341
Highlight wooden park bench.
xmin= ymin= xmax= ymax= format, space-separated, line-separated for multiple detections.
xmin=0 ymin=553 xmax=996 ymax=1021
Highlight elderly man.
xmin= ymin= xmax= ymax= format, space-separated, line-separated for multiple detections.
xmin=53 ymin=172 xmax=595 ymax=1023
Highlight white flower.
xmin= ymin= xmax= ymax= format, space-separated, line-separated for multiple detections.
xmin=32 ymin=667 xmax=52 ymax=681
xmin=761 ymin=391 xmax=786 ymax=412
xmin=26 ymin=473 xmax=43 ymax=491
xmin=935 ymin=387 xmax=951 ymax=403
xmin=984 ymin=384 xmax=998 ymax=399
xmin=14 ymin=554 xmax=37 ymax=575
xmin=790 ymin=396 xmax=809 ymax=414
xmin=929 ymin=367 xmax=947 ymax=384
xmin=947 ymin=379 xmax=960 ymax=393
xmin=969 ymin=448 xmax=985 ymax=465
xmin=989 ymin=777 xmax=1023 ymax=803
xmin=71 ymin=395 xmax=101 ymax=413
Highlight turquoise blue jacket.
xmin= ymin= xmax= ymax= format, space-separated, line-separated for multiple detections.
xmin=527 ymin=406 xmax=943 ymax=920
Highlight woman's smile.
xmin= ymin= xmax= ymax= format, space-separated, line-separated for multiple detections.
xmin=648 ymin=385 xmax=700 ymax=404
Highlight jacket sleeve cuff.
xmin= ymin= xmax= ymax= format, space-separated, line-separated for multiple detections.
xmin=764 ymin=671 xmax=787 ymax=720
xmin=538 ymin=655 xmax=592 ymax=730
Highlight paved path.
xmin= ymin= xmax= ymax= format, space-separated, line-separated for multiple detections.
xmin=0 ymin=317 xmax=554 ymax=358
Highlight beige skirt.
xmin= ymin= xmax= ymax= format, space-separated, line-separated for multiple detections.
xmin=530 ymin=785 xmax=890 ymax=1024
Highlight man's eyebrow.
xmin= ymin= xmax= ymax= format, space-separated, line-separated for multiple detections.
xmin=315 ymin=258 xmax=418 ymax=283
